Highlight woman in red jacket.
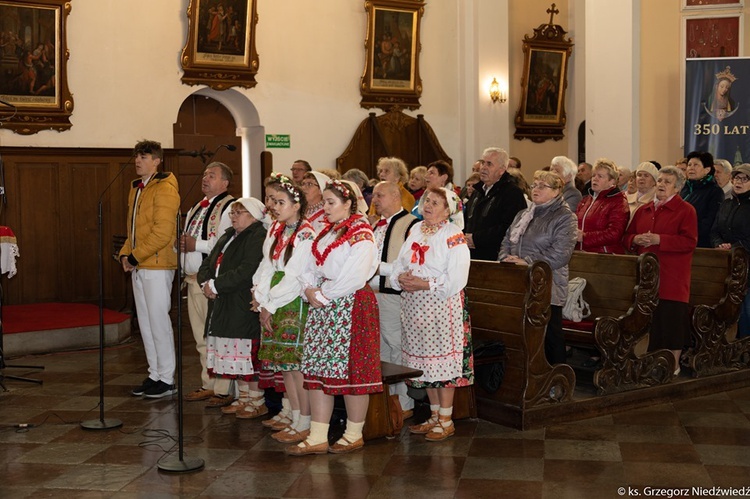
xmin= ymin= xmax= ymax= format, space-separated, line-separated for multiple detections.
xmin=575 ymin=158 xmax=630 ymax=254
xmin=624 ymin=166 xmax=698 ymax=377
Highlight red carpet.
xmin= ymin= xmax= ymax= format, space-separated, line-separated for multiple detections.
xmin=2 ymin=303 xmax=131 ymax=334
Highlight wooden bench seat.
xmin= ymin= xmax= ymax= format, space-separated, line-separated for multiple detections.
xmin=363 ymin=360 xmax=476 ymax=440
xmin=465 ymin=259 xmax=574 ymax=429
xmin=685 ymin=247 xmax=750 ymax=376
xmin=565 ymin=251 xmax=673 ymax=394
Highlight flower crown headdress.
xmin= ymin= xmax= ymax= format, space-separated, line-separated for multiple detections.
xmin=327 ymin=179 xmax=350 ymax=198
xmin=270 ymin=172 xmax=300 ymax=203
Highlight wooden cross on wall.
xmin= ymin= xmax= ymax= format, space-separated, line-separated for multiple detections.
xmin=547 ymin=3 xmax=559 ymax=25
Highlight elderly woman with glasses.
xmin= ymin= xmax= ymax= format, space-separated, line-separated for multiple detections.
xmin=198 ymin=198 xmax=268 ymax=418
xmin=711 ymin=164 xmax=750 ymax=339
xmin=499 ymin=171 xmax=578 ymax=366
xmin=390 ymin=187 xmax=471 ymax=441
xmin=625 ymin=167 xmax=698 ymax=377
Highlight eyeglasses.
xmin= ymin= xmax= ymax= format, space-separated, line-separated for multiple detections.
xmin=531 ymin=183 xmax=553 ymax=190
xmin=732 ymin=174 xmax=750 ymax=184
xmin=228 ymin=210 xmax=249 ymax=217
xmin=300 ymin=181 xmax=319 ymax=188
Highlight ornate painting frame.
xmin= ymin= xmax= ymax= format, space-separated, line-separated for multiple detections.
xmin=683 ymin=0 xmax=743 ymax=11
xmin=180 ymin=0 xmax=259 ymax=90
xmin=0 ymin=0 xmax=73 ymax=135
xmin=514 ymin=13 xmax=573 ymax=143
xmin=360 ymin=0 xmax=424 ymax=111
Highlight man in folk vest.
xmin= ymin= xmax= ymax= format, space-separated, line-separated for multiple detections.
xmin=369 ymin=181 xmax=418 ymax=418
xmin=180 ymin=162 xmax=235 ymax=407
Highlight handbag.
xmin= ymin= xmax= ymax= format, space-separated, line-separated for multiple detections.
xmin=563 ymin=277 xmax=591 ymax=322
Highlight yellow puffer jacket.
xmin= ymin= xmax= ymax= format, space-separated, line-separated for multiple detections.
xmin=118 ymin=172 xmax=180 ymax=270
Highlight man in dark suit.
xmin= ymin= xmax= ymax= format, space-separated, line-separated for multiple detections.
xmin=464 ymin=147 xmax=527 ymax=261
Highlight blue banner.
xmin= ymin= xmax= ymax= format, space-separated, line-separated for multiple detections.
xmin=685 ymin=57 xmax=750 ymax=164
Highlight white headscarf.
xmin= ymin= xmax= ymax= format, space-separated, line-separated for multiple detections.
xmin=308 ymin=171 xmax=331 ymax=191
xmin=341 ymin=179 xmax=369 ymax=215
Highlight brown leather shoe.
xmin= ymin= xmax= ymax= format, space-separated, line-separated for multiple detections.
xmin=329 ymin=436 xmax=364 ymax=454
xmin=424 ymin=418 xmax=455 ymax=441
xmin=409 ymin=418 xmax=437 ymax=435
xmin=284 ymin=439 xmax=329 ymax=456
xmin=184 ymin=388 xmax=215 ymax=402
xmin=221 ymin=399 xmax=250 ymax=415
xmin=235 ymin=403 xmax=269 ymax=419
xmin=262 ymin=413 xmax=289 ymax=428
xmin=272 ymin=428 xmax=309 ymax=443
xmin=205 ymin=394 xmax=234 ymax=408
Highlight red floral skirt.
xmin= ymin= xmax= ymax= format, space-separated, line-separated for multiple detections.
xmin=303 ymin=286 xmax=383 ymax=395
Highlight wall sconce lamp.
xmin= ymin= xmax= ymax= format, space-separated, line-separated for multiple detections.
xmin=489 ymin=77 xmax=506 ymax=103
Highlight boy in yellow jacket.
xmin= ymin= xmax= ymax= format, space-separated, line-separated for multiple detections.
xmin=119 ymin=140 xmax=180 ymax=398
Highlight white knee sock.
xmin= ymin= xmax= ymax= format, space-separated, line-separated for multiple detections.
xmin=338 ymin=419 xmax=365 ymax=445
xmin=296 ymin=414 xmax=311 ymax=432
xmin=302 ymin=421 xmax=329 ymax=446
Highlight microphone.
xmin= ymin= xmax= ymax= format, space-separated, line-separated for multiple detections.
xmin=225 ymin=144 xmax=237 ymax=152
xmin=177 ymin=147 xmax=205 ymax=158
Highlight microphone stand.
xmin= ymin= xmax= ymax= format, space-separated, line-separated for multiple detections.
xmin=158 ymin=143 xmax=234 ymax=471
xmin=158 ymin=211 xmax=204 ymax=473
xmin=80 ymin=152 xmax=136 ymax=430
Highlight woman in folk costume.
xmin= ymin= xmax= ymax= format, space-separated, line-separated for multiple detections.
xmin=253 ymin=173 xmax=316 ymax=443
xmin=197 ymin=198 xmax=268 ymax=419
xmin=299 ymin=171 xmax=331 ymax=234
xmin=287 ymin=179 xmax=382 ymax=456
xmin=390 ymin=187 xmax=472 ymax=441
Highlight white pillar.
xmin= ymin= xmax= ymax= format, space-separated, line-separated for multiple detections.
xmin=584 ymin=0 xmax=640 ymax=167
xmin=458 ymin=0 xmax=510 ymax=181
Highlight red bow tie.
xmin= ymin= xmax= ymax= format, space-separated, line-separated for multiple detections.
xmin=136 ymin=181 xmax=145 ymax=190
xmin=410 ymin=242 xmax=429 ymax=265
xmin=200 ymin=198 xmax=210 ymax=208
xmin=374 ymin=219 xmax=387 ymax=228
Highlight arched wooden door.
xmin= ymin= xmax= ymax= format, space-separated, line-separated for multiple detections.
xmin=172 ymin=95 xmax=243 ymax=215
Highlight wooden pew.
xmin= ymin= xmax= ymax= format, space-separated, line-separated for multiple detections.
xmin=363 ymin=362 xmax=477 ymax=441
xmin=564 ymin=251 xmax=674 ymax=394
xmin=466 ymin=260 xmax=575 ymax=429
xmin=685 ymin=247 xmax=750 ymax=376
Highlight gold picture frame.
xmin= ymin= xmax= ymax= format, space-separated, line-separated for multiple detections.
xmin=0 ymin=0 xmax=73 ymax=135
xmin=180 ymin=0 xmax=259 ymax=90
xmin=514 ymin=6 xmax=573 ymax=143
xmin=360 ymin=0 xmax=424 ymax=111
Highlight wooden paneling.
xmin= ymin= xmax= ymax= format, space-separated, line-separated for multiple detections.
xmin=0 ymin=147 xmax=179 ymax=307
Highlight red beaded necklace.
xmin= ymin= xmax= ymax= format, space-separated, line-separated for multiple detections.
xmin=312 ymin=215 xmax=363 ymax=266
xmin=271 ymin=220 xmax=302 ymax=261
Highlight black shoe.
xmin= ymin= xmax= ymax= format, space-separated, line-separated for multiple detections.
xmin=143 ymin=380 xmax=177 ymax=399
xmin=132 ymin=377 xmax=158 ymax=396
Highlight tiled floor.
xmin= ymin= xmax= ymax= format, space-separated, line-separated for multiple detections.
xmin=1 ymin=327 xmax=749 ymax=499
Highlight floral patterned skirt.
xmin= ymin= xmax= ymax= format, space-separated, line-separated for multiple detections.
xmin=401 ymin=289 xmax=474 ymax=388
xmin=258 ymin=271 xmax=308 ymax=372
xmin=302 ymin=285 xmax=383 ymax=395
xmin=207 ymin=337 xmax=261 ymax=382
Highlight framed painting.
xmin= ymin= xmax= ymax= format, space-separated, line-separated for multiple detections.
xmin=0 ymin=0 xmax=73 ymax=135
xmin=514 ymin=7 xmax=573 ymax=143
xmin=360 ymin=0 xmax=424 ymax=111
xmin=180 ymin=0 xmax=259 ymax=90
xmin=685 ymin=14 xmax=741 ymax=58
xmin=683 ymin=0 xmax=743 ymax=10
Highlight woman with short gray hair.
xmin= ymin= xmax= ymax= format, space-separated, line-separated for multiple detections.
xmin=624 ymin=166 xmax=698 ymax=377
xmin=551 ymin=156 xmax=582 ymax=212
